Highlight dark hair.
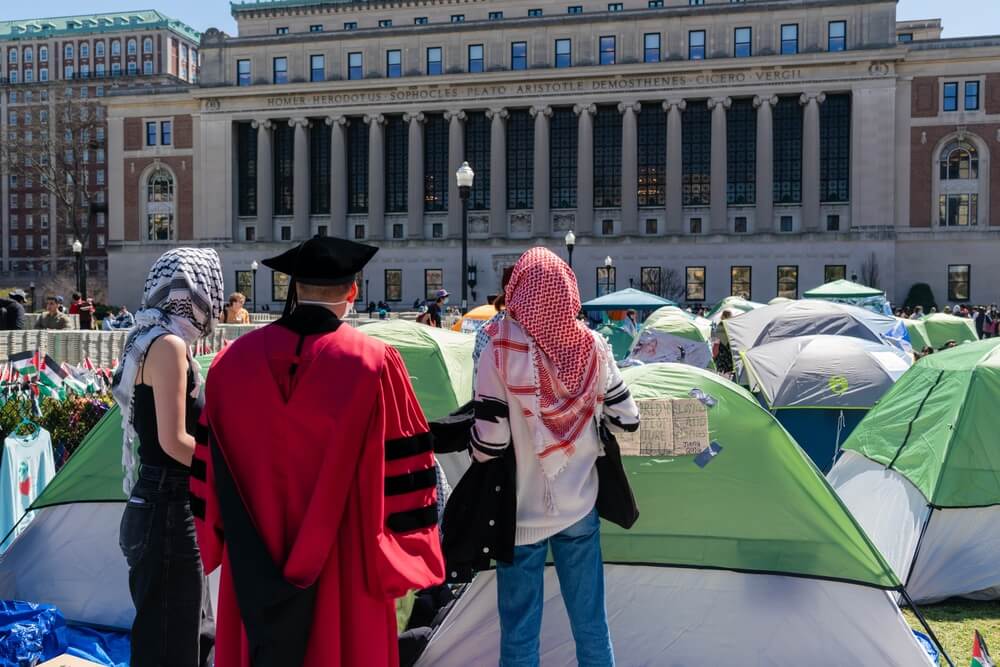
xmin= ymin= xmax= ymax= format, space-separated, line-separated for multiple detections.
xmin=72 ymin=292 xmax=82 ymax=300
xmin=495 ymin=266 xmax=515 ymax=312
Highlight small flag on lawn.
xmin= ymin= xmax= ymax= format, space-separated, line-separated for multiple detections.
xmin=973 ymin=630 xmax=995 ymax=667
xmin=38 ymin=355 xmax=66 ymax=391
xmin=9 ymin=351 xmax=39 ymax=376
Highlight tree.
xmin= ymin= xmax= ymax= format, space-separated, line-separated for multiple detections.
xmin=659 ymin=267 xmax=685 ymax=303
xmin=0 ymin=85 xmax=105 ymax=289
xmin=904 ymin=283 xmax=937 ymax=313
xmin=859 ymin=252 xmax=880 ymax=290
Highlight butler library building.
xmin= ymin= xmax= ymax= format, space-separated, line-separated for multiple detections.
xmin=102 ymin=0 xmax=1000 ymax=309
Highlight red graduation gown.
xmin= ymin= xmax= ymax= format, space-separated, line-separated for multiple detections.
xmin=190 ymin=307 xmax=445 ymax=667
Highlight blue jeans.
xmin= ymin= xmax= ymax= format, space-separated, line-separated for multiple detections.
xmin=496 ymin=508 xmax=613 ymax=667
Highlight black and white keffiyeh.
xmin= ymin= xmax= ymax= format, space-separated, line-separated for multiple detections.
xmin=113 ymin=248 xmax=225 ymax=493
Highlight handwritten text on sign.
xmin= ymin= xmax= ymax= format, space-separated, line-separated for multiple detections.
xmin=616 ymin=398 xmax=709 ymax=457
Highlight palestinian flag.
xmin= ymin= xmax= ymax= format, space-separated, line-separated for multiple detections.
xmin=973 ymin=630 xmax=995 ymax=667
xmin=9 ymin=351 xmax=40 ymax=377
xmin=38 ymin=354 xmax=66 ymax=390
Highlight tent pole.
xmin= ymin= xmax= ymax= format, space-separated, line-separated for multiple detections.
xmin=899 ymin=586 xmax=954 ymax=667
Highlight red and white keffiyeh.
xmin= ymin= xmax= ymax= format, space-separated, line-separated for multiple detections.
xmin=494 ymin=247 xmax=603 ymax=480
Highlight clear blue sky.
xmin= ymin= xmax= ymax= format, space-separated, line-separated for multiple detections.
xmin=5 ymin=0 xmax=999 ymax=38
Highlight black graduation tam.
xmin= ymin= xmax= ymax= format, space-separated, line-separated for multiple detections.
xmin=262 ymin=236 xmax=378 ymax=286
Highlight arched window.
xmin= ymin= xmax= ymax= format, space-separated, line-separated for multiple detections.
xmin=95 ymin=41 xmax=104 ymax=57
xmin=80 ymin=43 xmax=89 ymax=59
xmin=23 ymin=47 xmax=32 ymax=63
xmin=127 ymin=39 xmax=137 ymax=55
xmin=38 ymin=46 xmax=47 ymax=62
xmin=143 ymin=38 xmax=153 ymax=54
xmin=64 ymin=44 xmax=73 ymax=60
xmin=111 ymin=40 xmax=121 ymax=56
xmin=144 ymin=167 xmax=175 ymax=240
xmin=939 ymin=141 xmax=978 ymax=180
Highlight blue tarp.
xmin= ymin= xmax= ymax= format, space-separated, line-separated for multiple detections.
xmin=64 ymin=624 xmax=129 ymax=667
xmin=0 ymin=600 xmax=130 ymax=666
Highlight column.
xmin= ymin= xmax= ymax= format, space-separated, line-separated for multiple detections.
xmin=753 ymin=95 xmax=776 ymax=232
xmin=530 ymin=105 xmax=552 ymax=236
xmin=445 ymin=110 xmax=466 ymax=239
xmin=251 ymin=119 xmax=273 ymax=241
xmin=574 ymin=103 xmax=596 ymax=236
xmin=663 ymin=100 xmax=685 ymax=234
xmin=486 ymin=108 xmax=508 ymax=237
xmin=709 ymin=97 xmax=731 ymax=233
xmin=365 ymin=113 xmax=385 ymax=239
xmin=801 ymin=92 xmax=825 ymax=231
xmin=290 ymin=118 xmax=310 ymax=240
xmin=404 ymin=112 xmax=426 ymax=240
xmin=619 ymin=101 xmax=640 ymax=236
xmin=326 ymin=115 xmax=349 ymax=239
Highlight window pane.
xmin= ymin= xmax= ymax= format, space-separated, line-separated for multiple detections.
xmin=555 ymin=39 xmax=572 ymax=68
xmin=730 ymin=266 xmax=751 ymax=299
xmin=773 ymin=97 xmax=803 ymax=204
xmin=385 ymin=116 xmax=408 ymax=213
xmin=820 ymin=94 xmax=851 ymax=203
xmin=348 ymin=52 xmax=363 ymax=80
xmin=347 ymin=119 xmax=369 ymax=213
xmin=824 ymin=265 xmax=846 ymax=283
xmin=273 ymin=57 xmax=288 ymax=83
xmin=507 ymin=110 xmax=534 ymax=209
xmin=777 ymin=266 xmax=799 ymax=299
xmin=682 ymin=103 xmax=711 ymax=206
xmin=686 ymin=267 xmax=705 ymax=302
xmin=781 ymin=24 xmax=799 ymax=54
xmin=512 ymin=42 xmax=528 ymax=70
xmin=828 ymin=21 xmax=846 ymax=51
xmin=385 ymin=270 xmax=403 ymax=302
xmin=469 ymin=44 xmax=484 ymax=73
xmin=424 ymin=115 xmax=449 ymax=211
xmin=427 ymin=47 xmax=442 ymax=75
xmin=425 ymin=269 xmax=443 ymax=300
xmin=464 ymin=112 xmax=491 ymax=210
xmin=644 ymin=33 xmax=660 ymax=62
xmin=965 ymin=81 xmax=979 ymax=110
xmin=727 ymin=99 xmax=756 ymax=205
xmin=943 ymin=82 xmax=958 ymax=111
xmin=599 ymin=36 xmax=616 ymax=65
xmin=311 ymin=54 xmax=325 ymax=81
xmin=550 ymin=109 xmax=578 ymax=208
xmin=594 ymin=106 xmax=622 ymax=208
xmin=689 ymin=30 xmax=705 ymax=59
xmin=735 ymin=27 xmax=752 ymax=57
xmin=638 ymin=103 xmax=666 ymax=207
xmin=387 ymin=50 xmax=401 ymax=78
xmin=948 ymin=265 xmax=970 ymax=302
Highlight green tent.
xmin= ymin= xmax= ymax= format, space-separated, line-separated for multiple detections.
xmin=596 ymin=323 xmax=634 ymax=362
xmin=706 ymin=295 xmax=764 ymax=324
xmin=629 ymin=313 xmax=713 ymax=368
xmin=829 ymin=339 xmax=1000 ymax=603
xmin=804 ymin=279 xmax=884 ymax=299
xmin=418 ymin=363 xmax=933 ymax=665
xmin=900 ymin=317 xmax=931 ymax=351
xmin=917 ymin=312 xmax=977 ymax=350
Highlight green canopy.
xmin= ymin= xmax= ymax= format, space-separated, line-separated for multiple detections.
xmin=804 ymin=279 xmax=884 ymax=299
xmin=581 ymin=288 xmax=675 ymax=312
xmin=842 ymin=338 xmax=1000 ymax=508
xmin=918 ymin=313 xmax=978 ymax=349
xmin=603 ymin=363 xmax=899 ymax=589
xmin=596 ymin=324 xmax=635 ymax=361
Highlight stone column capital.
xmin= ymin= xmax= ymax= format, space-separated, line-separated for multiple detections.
xmin=708 ymin=97 xmax=732 ymax=110
xmin=573 ymin=103 xmax=597 ymax=116
xmin=799 ymin=92 xmax=827 ymax=106
xmin=402 ymin=111 xmax=426 ymax=123
xmin=662 ymin=99 xmax=687 ymax=112
xmin=485 ymin=107 xmax=509 ymax=120
xmin=325 ymin=115 xmax=349 ymax=127
xmin=288 ymin=117 xmax=310 ymax=128
xmin=753 ymin=95 xmax=779 ymax=109
xmin=617 ymin=101 xmax=641 ymax=114
xmin=530 ymin=105 xmax=552 ymax=118
xmin=363 ymin=113 xmax=386 ymax=126
xmin=251 ymin=119 xmax=273 ymax=130
xmin=444 ymin=110 xmax=467 ymax=121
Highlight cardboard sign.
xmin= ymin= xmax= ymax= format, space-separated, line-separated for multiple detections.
xmin=617 ymin=398 xmax=710 ymax=457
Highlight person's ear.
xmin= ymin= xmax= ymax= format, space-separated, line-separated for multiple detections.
xmin=347 ymin=281 xmax=359 ymax=303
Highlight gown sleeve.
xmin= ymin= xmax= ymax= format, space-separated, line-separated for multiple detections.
xmin=190 ymin=377 xmax=225 ymax=574
xmin=359 ymin=346 xmax=445 ymax=600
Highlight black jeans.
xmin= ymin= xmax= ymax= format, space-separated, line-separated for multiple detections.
xmin=119 ymin=465 xmax=215 ymax=667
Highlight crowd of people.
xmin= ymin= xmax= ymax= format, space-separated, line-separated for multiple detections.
xmin=0 ymin=289 xmax=137 ymax=332
xmin=894 ymin=303 xmax=997 ymax=338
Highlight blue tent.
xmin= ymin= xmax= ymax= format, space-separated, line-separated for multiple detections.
xmin=581 ymin=288 xmax=675 ymax=313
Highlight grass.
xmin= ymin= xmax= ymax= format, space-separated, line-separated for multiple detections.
xmin=903 ymin=599 xmax=1000 ymax=665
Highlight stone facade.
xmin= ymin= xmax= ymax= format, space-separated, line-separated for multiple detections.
xmin=105 ymin=0 xmax=1000 ymax=310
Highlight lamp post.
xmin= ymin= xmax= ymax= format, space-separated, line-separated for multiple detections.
xmin=467 ymin=264 xmax=478 ymax=304
xmin=28 ymin=282 xmax=35 ymax=313
xmin=602 ymin=255 xmax=614 ymax=295
xmin=72 ymin=239 xmax=84 ymax=299
xmin=250 ymin=260 xmax=258 ymax=313
xmin=456 ymin=161 xmax=475 ymax=314
xmin=564 ymin=230 xmax=576 ymax=269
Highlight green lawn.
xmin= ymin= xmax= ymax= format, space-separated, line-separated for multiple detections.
xmin=903 ymin=599 xmax=1000 ymax=665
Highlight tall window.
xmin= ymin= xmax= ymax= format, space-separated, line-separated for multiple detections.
xmin=596 ymin=266 xmax=616 ymax=296
xmin=777 ymin=266 xmax=799 ymax=299
xmin=427 ymin=47 xmax=442 ymax=75
xmin=682 ymin=103 xmax=711 ymax=206
xmin=272 ymin=57 xmax=288 ymax=84
xmin=511 ymin=42 xmax=528 ymax=70
xmin=730 ymin=266 xmax=751 ymax=299
xmin=641 ymin=267 xmax=662 ymax=294
xmin=128 ymin=39 xmax=137 ymax=55
xmin=347 ymin=119 xmax=369 ymax=213
xmin=385 ymin=269 xmax=403 ymax=302
xmin=385 ymin=116 xmax=408 ymax=213
xmin=594 ymin=106 xmax=622 ymax=208
xmin=424 ymin=115 xmax=449 ymax=212
xmin=686 ymin=267 xmax=706 ymax=302
xmin=386 ymin=50 xmax=402 ymax=78
xmin=143 ymin=38 xmax=153 ymax=54
xmin=773 ymin=97 xmax=803 ymax=204
xmin=310 ymin=54 xmax=325 ymax=82
xmin=468 ymin=44 xmax=484 ymax=73
xmin=939 ymin=194 xmax=978 ymax=227
xmin=273 ymin=124 xmax=294 ymax=216
xmin=145 ymin=168 xmax=175 ymax=240
xmin=727 ymin=99 xmax=756 ymax=205
xmin=465 ymin=112 xmax=491 ymax=210
xmin=161 ymin=121 xmax=172 ymax=146
xmin=638 ymin=103 xmax=666 ymax=207
xmin=940 ymin=140 xmax=978 ymax=180
xmin=942 ymin=82 xmax=958 ymax=112
xmin=146 ymin=122 xmax=157 ymax=146
xmin=555 ymin=39 xmax=572 ymax=68
xmin=39 ymin=46 xmax=48 ymax=62
xmin=424 ymin=269 xmax=444 ymax=300
xmin=824 ymin=265 xmax=846 ymax=283
xmin=965 ymin=81 xmax=980 ymax=111
xmin=828 ymin=21 xmax=846 ymax=52
xmin=348 ymin=52 xmax=363 ymax=80
xmin=272 ymin=272 xmax=290 ymax=302
xmin=111 ymin=40 xmax=120 ymax=56
xmin=65 ymin=44 xmax=74 ymax=60
xmin=820 ymin=94 xmax=851 ymax=203
xmin=237 ymin=122 xmax=257 ymax=217
xmin=507 ymin=110 xmax=534 ymax=209
xmin=734 ymin=27 xmax=752 ymax=57
xmin=644 ymin=33 xmax=661 ymax=62
xmin=310 ymin=122 xmax=331 ymax=214
xmin=948 ymin=265 xmax=970 ymax=302
xmin=599 ymin=36 xmax=616 ymax=65
xmin=550 ymin=109 xmax=578 ymax=208
xmin=781 ymin=24 xmax=799 ymax=55
xmin=689 ymin=30 xmax=706 ymax=60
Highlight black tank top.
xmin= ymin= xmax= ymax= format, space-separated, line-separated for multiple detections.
xmin=133 ymin=335 xmax=202 ymax=470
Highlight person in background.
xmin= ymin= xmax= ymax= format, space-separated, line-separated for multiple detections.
xmin=36 ymin=297 xmax=71 ymax=330
xmin=0 ymin=290 xmax=27 ymax=331
xmin=621 ymin=309 xmax=639 ymax=338
xmin=110 ymin=305 xmax=136 ymax=330
xmin=974 ymin=307 xmax=992 ymax=339
xmin=472 ymin=267 xmax=514 ymax=383
xmin=220 ymin=293 xmax=251 ymax=325
xmin=472 ymin=248 xmax=640 ymax=667
xmin=69 ymin=292 xmax=96 ymax=330
xmin=113 ymin=248 xmax=224 ymax=667
xmin=428 ymin=289 xmax=448 ymax=328
xmin=415 ymin=304 xmax=431 ymax=326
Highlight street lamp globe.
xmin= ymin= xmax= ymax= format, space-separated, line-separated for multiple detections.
xmin=564 ymin=230 xmax=576 ymax=248
xmin=72 ymin=240 xmax=83 ymax=255
xmin=604 ymin=255 xmax=613 ymax=267
xmin=250 ymin=260 xmax=259 ymax=272
xmin=455 ymin=161 xmax=475 ymax=189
